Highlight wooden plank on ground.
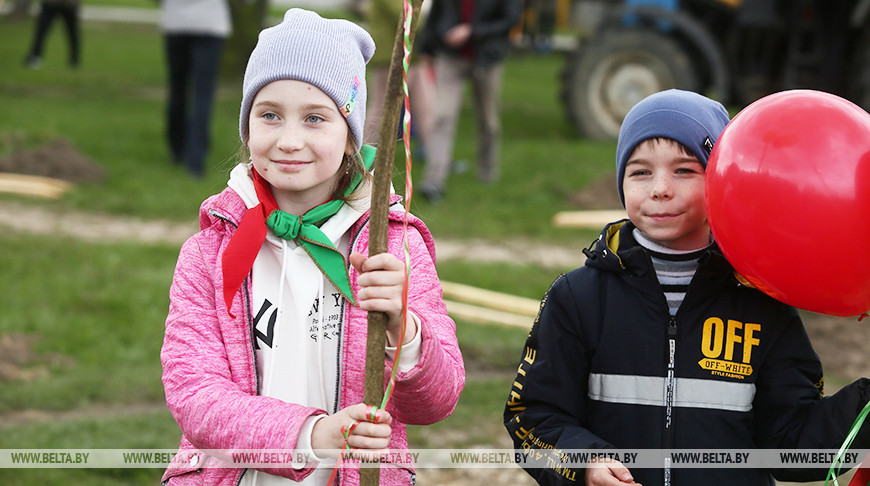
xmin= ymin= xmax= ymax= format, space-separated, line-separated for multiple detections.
xmin=441 ymin=281 xmax=540 ymax=318
xmin=444 ymin=299 xmax=533 ymax=329
xmin=552 ymin=209 xmax=626 ymax=229
xmin=0 ymin=173 xmax=72 ymax=199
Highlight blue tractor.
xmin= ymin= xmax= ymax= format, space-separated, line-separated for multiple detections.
xmin=561 ymin=0 xmax=870 ymax=139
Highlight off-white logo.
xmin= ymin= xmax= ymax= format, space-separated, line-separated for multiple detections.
xmin=698 ymin=317 xmax=761 ymax=379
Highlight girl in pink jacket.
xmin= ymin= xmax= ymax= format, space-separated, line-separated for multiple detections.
xmin=160 ymin=9 xmax=465 ymax=485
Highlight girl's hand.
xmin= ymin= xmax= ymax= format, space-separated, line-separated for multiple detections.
xmin=585 ymin=459 xmax=641 ymax=485
xmin=311 ymin=404 xmax=393 ymax=459
xmin=349 ymin=251 xmax=416 ymax=346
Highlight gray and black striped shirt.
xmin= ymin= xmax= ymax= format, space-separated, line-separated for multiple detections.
xmin=634 ymin=229 xmax=712 ymax=316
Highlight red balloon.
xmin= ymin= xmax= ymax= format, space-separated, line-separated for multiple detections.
xmin=706 ymin=90 xmax=870 ymax=317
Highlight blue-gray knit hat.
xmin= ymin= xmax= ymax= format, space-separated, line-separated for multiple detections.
xmin=239 ymin=9 xmax=375 ymax=148
xmin=615 ymin=89 xmax=730 ymax=206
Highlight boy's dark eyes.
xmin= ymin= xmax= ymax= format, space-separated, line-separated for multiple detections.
xmin=675 ymin=166 xmax=702 ymax=175
xmin=627 ymin=167 xmax=700 ymax=177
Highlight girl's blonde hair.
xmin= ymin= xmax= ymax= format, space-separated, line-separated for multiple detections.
xmin=333 ymin=139 xmax=374 ymax=203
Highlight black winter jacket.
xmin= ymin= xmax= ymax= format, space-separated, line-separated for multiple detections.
xmin=504 ymin=220 xmax=870 ymax=486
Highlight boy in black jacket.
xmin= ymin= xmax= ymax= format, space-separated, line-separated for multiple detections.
xmin=504 ymin=89 xmax=870 ymax=486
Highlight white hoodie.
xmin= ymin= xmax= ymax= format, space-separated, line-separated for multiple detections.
xmin=228 ymin=164 xmax=421 ymax=486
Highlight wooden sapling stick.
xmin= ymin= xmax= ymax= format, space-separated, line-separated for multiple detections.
xmin=361 ymin=1 xmax=423 ymax=485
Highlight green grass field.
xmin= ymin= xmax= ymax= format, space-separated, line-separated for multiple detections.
xmin=0 ymin=7 xmax=613 ymax=485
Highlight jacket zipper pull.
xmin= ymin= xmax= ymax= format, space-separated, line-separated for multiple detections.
xmin=667 ymin=317 xmax=677 ymax=366
xmin=664 ymin=316 xmax=677 ymax=486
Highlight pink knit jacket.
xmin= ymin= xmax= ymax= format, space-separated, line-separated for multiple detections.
xmin=161 ymin=187 xmax=465 ymax=485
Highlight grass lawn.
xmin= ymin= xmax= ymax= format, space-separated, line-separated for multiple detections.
xmin=0 ymin=7 xmax=611 ymax=485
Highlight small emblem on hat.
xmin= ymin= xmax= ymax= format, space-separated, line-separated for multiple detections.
xmin=341 ymin=76 xmax=361 ymax=118
xmin=703 ymin=136 xmax=714 ymax=156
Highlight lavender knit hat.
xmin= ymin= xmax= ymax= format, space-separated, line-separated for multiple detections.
xmin=239 ymin=9 xmax=375 ymax=148
xmin=615 ymin=89 xmax=730 ymax=206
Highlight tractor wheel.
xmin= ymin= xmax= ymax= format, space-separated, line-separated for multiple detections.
xmin=561 ymin=29 xmax=699 ymax=140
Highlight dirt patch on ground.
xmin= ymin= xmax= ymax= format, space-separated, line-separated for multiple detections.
xmin=803 ymin=313 xmax=870 ymax=385
xmin=0 ymin=138 xmax=106 ymax=183
xmin=0 ymin=333 xmax=74 ymax=383
xmin=0 ymin=334 xmax=45 ymax=382
xmin=0 ymin=201 xmax=198 ymax=246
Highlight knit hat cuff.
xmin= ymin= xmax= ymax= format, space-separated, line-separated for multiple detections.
xmin=239 ymin=9 xmax=374 ymax=148
xmin=615 ymin=90 xmax=730 ymax=206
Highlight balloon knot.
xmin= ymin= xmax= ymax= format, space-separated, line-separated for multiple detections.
xmin=859 ymin=313 xmax=869 ymax=322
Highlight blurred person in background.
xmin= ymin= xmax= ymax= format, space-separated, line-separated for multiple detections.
xmin=415 ymin=0 xmax=522 ymax=203
xmin=24 ymin=0 xmax=81 ymax=69
xmin=159 ymin=0 xmax=231 ymax=178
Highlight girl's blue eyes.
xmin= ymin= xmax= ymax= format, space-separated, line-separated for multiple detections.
xmin=261 ymin=113 xmax=324 ymax=123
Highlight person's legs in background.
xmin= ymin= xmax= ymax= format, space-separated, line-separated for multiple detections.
xmin=184 ymin=35 xmax=224 ymax=177
xmin=422 ymin=56 xmax=468 ymax=201
xmin=165 ymin=34 xmax=191 ymax=167
xmin=58 ymin=3 xmax=80 ymax=67
xmin=407 ymin=60 xmax=436 ymax=159
xmin=471 ymin=62 xmax=504 ymax=184
xmin=25 ymin=3 xmax=58 ymax=68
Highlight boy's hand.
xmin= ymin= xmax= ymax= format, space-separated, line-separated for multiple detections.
xmin=349 ymin=251 xmax=416 ymax=346
xmin=586 ymin=458 xmax=641 ymax=485
xmin=311 ymin=404 xmax=393 ymax=460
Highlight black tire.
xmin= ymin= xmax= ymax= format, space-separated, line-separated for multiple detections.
xmin=561 ymin=29 xmax=699 ymax=140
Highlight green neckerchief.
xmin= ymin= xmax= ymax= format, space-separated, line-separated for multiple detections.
xmin=263 ymin=145 xmax=375 ymax=305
